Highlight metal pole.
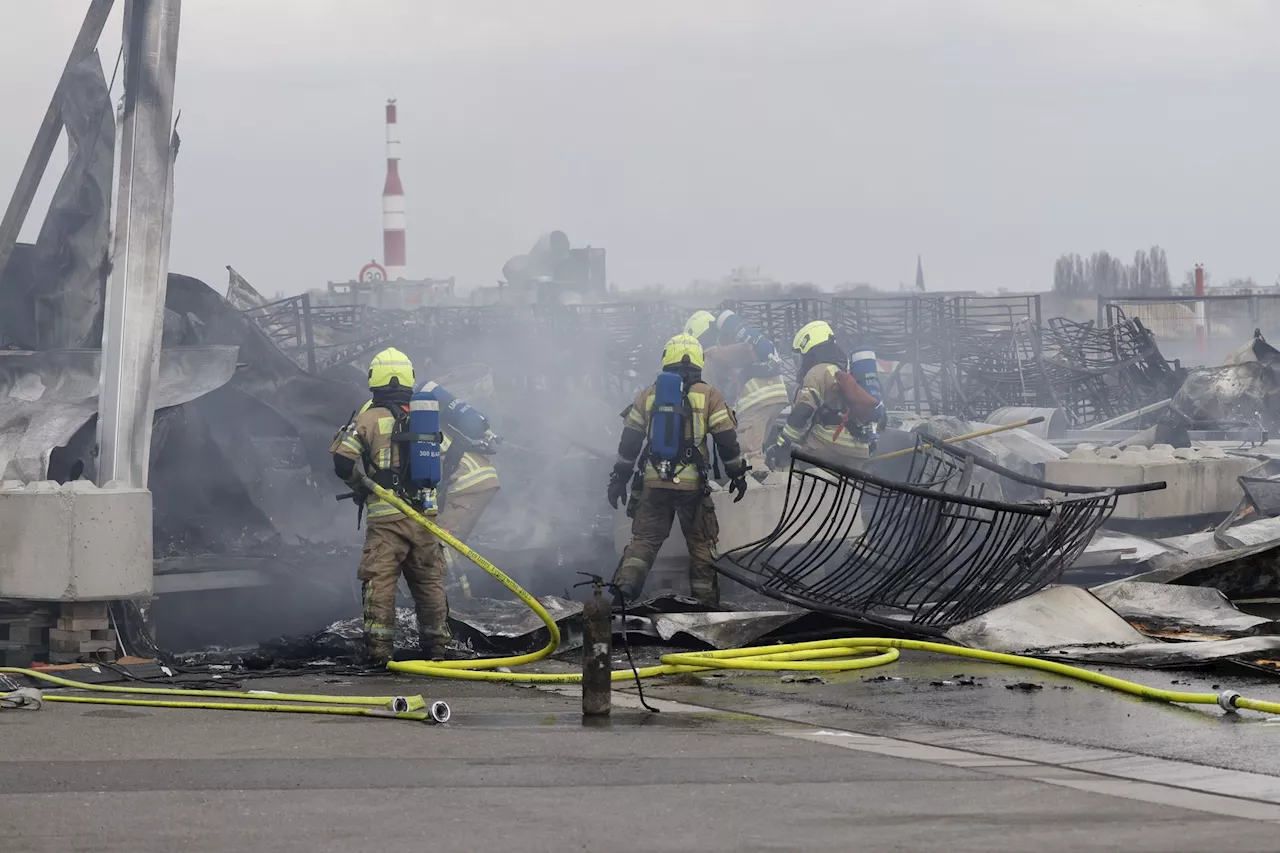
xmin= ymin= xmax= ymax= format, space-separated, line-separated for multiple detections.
xmin=97 ymin=0 xmax=181 ymax=487
xmin=302 ymin=292 xmax=317 ymax=373
xmin=1194 ymin=264 xmax=1207 ymax=361
xmin=0 ymin=0 xmax=115 ymax=284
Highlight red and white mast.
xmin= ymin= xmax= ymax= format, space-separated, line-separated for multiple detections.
xmin=382 ymin=99 xmax=406 ymax=280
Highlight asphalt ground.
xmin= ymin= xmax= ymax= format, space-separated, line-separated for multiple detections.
xmin=6 ymin=658 xmax=1280 ymax=852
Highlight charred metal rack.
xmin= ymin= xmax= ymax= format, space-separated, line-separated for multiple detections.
xmin=244 ymin=299 xmax=692 ymax=404
xmin=241 ymin=293 xmax=392 ymax=373
xmin=829 ymin=295 xmax=952 ymax=415
xmin=948 ymin=314 xmax=1182 ymax=427
xmin=244 ymin=291 xmax=1178 ymax=425
xmin=714 ymin=297 xmax=832 ymax=386
xmin=716 ymin=435 xmax=1165 ymax=630
xmin=715 ymin=297 xmax=829 ymax=346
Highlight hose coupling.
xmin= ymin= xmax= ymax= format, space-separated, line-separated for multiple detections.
xmin=1217 ymin=690 xmax=1241 ymax=711
xmin=0 ymin=687 xmax=43 ymax=711
xmin=429 ymin=700 xmax=451 ymax=724
xmin=389 ymin=697 xmax=411 ymax=714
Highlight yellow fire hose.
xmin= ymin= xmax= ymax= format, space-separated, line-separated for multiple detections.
xmin=9 ymin=467 xmax=1278 ymax=722
xmin=0 ymin=663 xmax=451 ymax=723
xmin=378 ymin=480 xmax=1280 ymax=717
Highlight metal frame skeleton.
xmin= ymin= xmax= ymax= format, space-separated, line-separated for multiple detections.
xmin=716 ymin=435 xmax=1165 ymax=630
xmin=241 ymin=292 xmax=1181 ymax=428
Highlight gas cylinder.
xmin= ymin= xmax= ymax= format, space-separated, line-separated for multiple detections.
xmin=582 ymin=581 xmax=612 ymax=717
xmin=717 ymin=310 xmax=779 ymax=362
xmin=420 ymin=380 xmax=496 ymax=447
xmin=408 ymin=388 xmax=443 ymax=491
xmin=648 ymin=371 xmax=686 ymax=480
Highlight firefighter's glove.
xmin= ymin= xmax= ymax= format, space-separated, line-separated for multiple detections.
xmin=764 ymin=436 xmax=793 ymax=471
xmin=608 ymin=463 xmax=633 ymax=509
xmin=347 ymin=479 xmax=371 ymax=504
xmin=724 ymin=457 xmax=750 ymax=503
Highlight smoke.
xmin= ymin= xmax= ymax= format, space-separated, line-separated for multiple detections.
xmin=396 ymin=306 xmax=645 ymax=597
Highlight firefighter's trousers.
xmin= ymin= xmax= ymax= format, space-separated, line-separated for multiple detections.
xmin=737 ymin=401 xmax=788 ymax=473
xmin=437 ymin=485 xmax=499 ymax=542
xmin=436 ymin=485 xmax=499 ymax=578
xmin=357 ymin=515 xmax=450 ymax=661
xmin=613 ymin=486 xmax=721 ymax=607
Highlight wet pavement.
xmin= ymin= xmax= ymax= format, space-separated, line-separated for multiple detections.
xmin=639 ymin=651 xmax=1280 ymax=775
xmin=5 ymin=668 xmax=1280 ymax=851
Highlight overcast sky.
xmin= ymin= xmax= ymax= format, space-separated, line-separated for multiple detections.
xmin=2 ymin=1 xmax=1278 ymax=296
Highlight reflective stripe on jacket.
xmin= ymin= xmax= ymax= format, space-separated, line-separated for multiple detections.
xmin=735 ymin=375 xmax=789 ymax=413
xmin=439 ymin=432 xmax=499 ymax=494
xmin=781 ymin=363 xmax=870 ymax=454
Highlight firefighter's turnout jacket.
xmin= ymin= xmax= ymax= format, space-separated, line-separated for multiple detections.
xmin=783 ymin=362 xmax=873 ymax=464
xmin=619 ymin=379 xmax=740 ymax=489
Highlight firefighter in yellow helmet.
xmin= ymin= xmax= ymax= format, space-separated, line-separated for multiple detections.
xmin=329 ymin=347 xmax=450 ymax=665
xmin=765 ymin=320 xmax=884 ymax=471
xmin=608 ymin=334 xmax=749 ymax=607
xmin=684 ymin=310 xmax=789 ymax=480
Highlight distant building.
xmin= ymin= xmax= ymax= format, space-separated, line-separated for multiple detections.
xmin=320 ymin=276 xmax=456 ymax=310
xmin=471 ymin=231 xmax=607 ymax=306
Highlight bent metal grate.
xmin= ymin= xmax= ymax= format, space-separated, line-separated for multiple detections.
xmin=716 ymin=436 xmax=1164 ymax=630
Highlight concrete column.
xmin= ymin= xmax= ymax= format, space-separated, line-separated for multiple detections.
xmin=97 ymin=0 xmax=181 ymax=488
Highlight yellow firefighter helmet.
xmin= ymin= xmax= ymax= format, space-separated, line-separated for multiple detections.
xmin=792 ymin=320 xmax=835 ymax=355
xmin=368 ymin=347 xmax=415 ymax=389
xmin=661 ymin=333 xmax=705 ymax=370
xmin=682 ymin=310 xmax=717 ymax=346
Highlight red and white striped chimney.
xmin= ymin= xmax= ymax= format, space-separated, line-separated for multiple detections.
xmin=382 ymin=99 xmax=406 ymax=280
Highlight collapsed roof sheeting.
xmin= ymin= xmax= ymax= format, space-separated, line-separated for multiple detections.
xmin=0 ymin=346 xmax=237 ymax=481
xmin=1221 ymin=330 xmax=1280 ymax=366
xmin=164 ymin=274 xmax=368 ymax=479
xmin=944 ymin=586 xmax=1147 ymax=652
xmin=1169 ymin=361 xmax=1280 ymax=430
xmin=945 ymin=584 xmax=1280 ymax=668
xmin=1113 ymin=538 xmax=1280 ymax=602
xmin=3 ymin=53 xmax=114 ymax=351
xmin=1091 ymin=581 xmax=1276 ymax=642
xmin=1047 ymin=636 xmax=1280 ymax=668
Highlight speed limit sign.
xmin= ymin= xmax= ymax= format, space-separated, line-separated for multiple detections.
xmin=359 ymin=261 xmax=387 ymax=283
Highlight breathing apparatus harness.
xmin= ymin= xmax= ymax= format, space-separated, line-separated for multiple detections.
xmin=648 ymin=368 xmax=705 ymax=482
xmin=620 ymin=367 xmax=714 ymax=513
xmin=336 ymin=387 xmax=444 ymax=526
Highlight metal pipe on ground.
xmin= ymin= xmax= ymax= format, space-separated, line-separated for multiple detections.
xmin=868 ymin=416 xmax=1046 ymax=464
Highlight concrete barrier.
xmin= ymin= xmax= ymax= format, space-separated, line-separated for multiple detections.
xmin=1046 ymin=445 xmax=1259 ymax=519
xmin=0 ymin=479 xmax=152 ymax=600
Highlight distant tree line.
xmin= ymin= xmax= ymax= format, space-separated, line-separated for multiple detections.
xmin=1053 ymin=247 xmax=1172 ymax=296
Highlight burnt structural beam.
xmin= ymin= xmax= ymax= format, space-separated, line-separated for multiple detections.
xmin=0 ymin=0 xmax=116 ymax=284
xmin=97 ymin=0 xmax=181 ymax=487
